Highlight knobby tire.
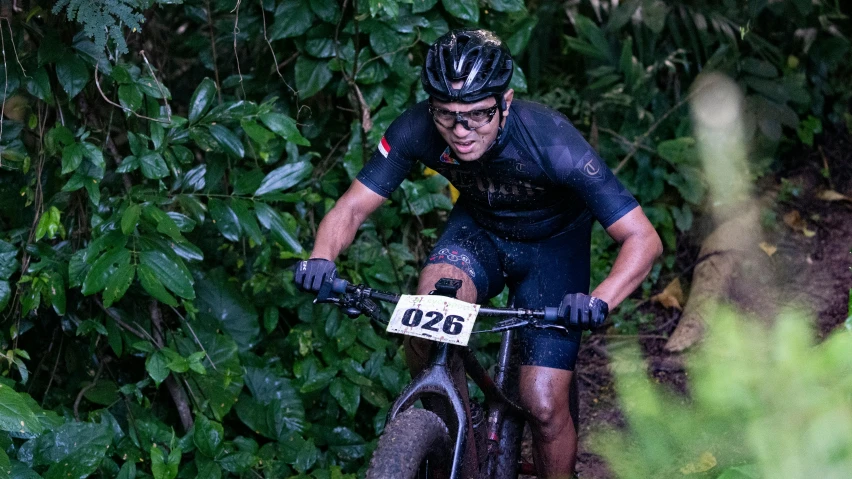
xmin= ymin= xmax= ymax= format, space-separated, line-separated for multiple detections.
xmin=367 ymin=408 xmax=452 ymax=479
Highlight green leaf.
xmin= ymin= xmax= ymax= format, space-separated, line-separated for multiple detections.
xmin=254 ymin=161 xmax=313 ymax=196
xmin=300 ymin=367 xmax=337 ymax=393
xmin=208 ymin=199 xmax=241 ymax=242
xmin=309 ymin=0 xmax=340 ymax=23
xmin=82 ymin=248 xmax=131 ymax=295
xmin=61 ymin=143 xmax=85 ymax=174
xmin=0 ymin=383 xmax=44 ymax=434
xmin=487 ymin=0 xmax=524 ymax=12
xmin=140 ymin=153 xmax=169 ymax=179
xmin=196 ymin=461 xmax=222 ymax=479
xmin=103 ymin=263 xmax=135 ymax=308
xmin=46 ymin=271 xmax=66 ymax=315
xmin=26 ymin=67 xmax=53 ymax=102
xmin=193 ymin=415 xmax=224 ymax=458
xmin=207 ymin=125 xmax=245 ymax=158
xmin=230 ymin=199 xmax=263 ymax=245
xmin=412 ymin=0 xmax=437 ymax=12
xmin=507 ymin=17 xmax=538 ymax=55
xmin=83 ymin=380 xmax=118 ymax=405
xmin=189 ymin=78 xmax=217 ymax=123
xmin=218 ymin=451 xmax=257 ymax=473
xmin=136 ymin=76 xmax=171 ymax=99
xmin=254 ymin=203 xmax=303 ymax=253
xmin=194 ymin=271 xmax=260 ymax=351
xmin=122 ymin=204 xmax=142 ymax=235
xmin=118 ymin=84 xmax=143 ymax=112
xmin=295 ymin=56 xmax=332 ymax=100
xmin=0 ymin=241 xmax=19 ymax=280
xmin=269 ymin=0 xmax=314 ymax=40
xmin=137 ymin=263 xmax=178 ymax=307
xmin=509 ymin=64 xmax=528 ymax=93
xmin=116 ymin=461 xmax=136 ymax=479
xmin=146 ymin=350 xmax=170 ymax=386
xmin=139 ymin=250 xmax=195 ymax=300
xmin=240 ymin=120 xmax=276 ymax=147
xmin=0 ymin=281 xmax=10 ymax=313
xmin=150 ymin=445 xmax=180 ymax=479
xmin=442 ymin=0 xmax=478 ymax=21
xmin=657 ymin=137 xmax=697 ymax=165
xmin=259 ymin=113 xmax=310 ymax=146
xmin=55 ymin=55 xmax=90 ymax=98
xmin=369 ymin=23 xmax=400 ymax=55
xmin=329 ymin=378 xmax=360 ymax=417
xmin=263 ymin=307 xmax=279 ymax=333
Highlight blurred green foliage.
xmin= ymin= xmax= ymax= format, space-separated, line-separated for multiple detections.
xmin=594 ymin=306 xmax=852 ymax=478
xmin=0 ymin=0 xmax=848 ymax=477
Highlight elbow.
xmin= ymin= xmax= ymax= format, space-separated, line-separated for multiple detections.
xmin=653 ymin=231 xmax=664 ymax=259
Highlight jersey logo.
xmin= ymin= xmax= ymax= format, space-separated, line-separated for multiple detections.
xmin=439 ymin=147 xmax=459 ymax=165
xmin=378 ymin=137 xmax=391 ymax=158
xmin=581 ymin=152 xmax=603 ymax=178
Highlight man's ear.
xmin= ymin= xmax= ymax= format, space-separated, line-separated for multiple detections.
xmin=503 ymin=89 xmax=515 ymax=113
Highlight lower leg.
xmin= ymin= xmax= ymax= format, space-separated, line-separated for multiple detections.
xmin=519 ymin=366 xmax=577 ymax=478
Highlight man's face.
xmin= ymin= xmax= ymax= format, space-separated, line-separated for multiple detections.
xmin=430 ymin=90 xmax=514 ymax=162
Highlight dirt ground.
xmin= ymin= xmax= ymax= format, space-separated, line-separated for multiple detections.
xmin=571 ymin=134 xmax=852 ymax=479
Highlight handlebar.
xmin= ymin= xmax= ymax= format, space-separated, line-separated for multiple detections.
xmin=316 ymin=277 xmax=566 ymax=334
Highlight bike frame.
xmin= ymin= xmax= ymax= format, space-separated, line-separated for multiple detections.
xmin=386 ymin=324 xmax=529 ymax=479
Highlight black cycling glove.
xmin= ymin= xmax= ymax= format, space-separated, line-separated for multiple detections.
xmin=294 ymin=258 xmax=337 ymax=292
xmin=557 ymin=293 xmax=609 ymax=330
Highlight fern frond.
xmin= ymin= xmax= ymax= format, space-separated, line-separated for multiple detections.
xmin=52 ymin=0 xmax=146 ymax=56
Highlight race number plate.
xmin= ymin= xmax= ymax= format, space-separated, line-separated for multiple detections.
xmin=387 ymin=295 xmax=480 ymax=346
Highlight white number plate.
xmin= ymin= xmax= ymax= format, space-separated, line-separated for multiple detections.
xmin=387 ymin=295 xmax=480 ymax=346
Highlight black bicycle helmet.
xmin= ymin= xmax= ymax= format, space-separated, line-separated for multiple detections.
xmin=422 ymin=29 xmax=513 ymax=106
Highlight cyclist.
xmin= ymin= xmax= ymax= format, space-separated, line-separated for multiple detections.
xmin=296 ymin=29 xmax=662 ymax=478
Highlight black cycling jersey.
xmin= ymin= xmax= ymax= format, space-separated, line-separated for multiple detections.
xmin=357 ymin=99 xmax=639 ymax=241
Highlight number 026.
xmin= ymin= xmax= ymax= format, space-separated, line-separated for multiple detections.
xmin=400 ymin=308 xmax=465 ymax=335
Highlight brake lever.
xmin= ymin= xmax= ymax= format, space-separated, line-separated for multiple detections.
xmin=315 ymin=278 xmax=337 ymax=304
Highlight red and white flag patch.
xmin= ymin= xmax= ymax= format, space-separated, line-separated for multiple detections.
xmin=378 ymin=136 xmax=391 ymax=158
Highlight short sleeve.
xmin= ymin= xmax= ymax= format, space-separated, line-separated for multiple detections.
xmin=355 ymin=107 xmax=424 ymax=198
xmin=541 ymin=117 xmax=639 ymax=228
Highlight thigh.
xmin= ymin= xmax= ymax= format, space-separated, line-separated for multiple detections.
xmin=505 ymin=220 xmax=593 ymax=371
xmin=424 ymin=206 xmax=505 ymax=303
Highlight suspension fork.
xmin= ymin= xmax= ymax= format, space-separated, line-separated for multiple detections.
xmin=387 ymin=342 xmax=469 ymax=479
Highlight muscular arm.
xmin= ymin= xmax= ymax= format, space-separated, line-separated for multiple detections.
xmin=310 ymin=180 xmax=387 ymax=260
xmin=590 ymin=207 xmax=663 ymax=309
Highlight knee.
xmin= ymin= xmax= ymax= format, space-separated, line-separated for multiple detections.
xmin=523 ymin=395 xmax=572 ymax=438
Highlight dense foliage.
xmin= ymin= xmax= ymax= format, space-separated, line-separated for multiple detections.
xmin=0 ymin=0 xmax=848 ymax=477
xmin=594 ymin=307 xmax=852 ymax=479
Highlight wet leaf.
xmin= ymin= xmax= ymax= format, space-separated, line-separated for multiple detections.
xmin=189 ymin=78 xmax=217 ymax=123
xmin=254 ymin=161 xmax=313 ymax=196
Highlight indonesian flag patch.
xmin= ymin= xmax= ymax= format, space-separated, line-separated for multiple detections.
xmin=378 ymin=136 xmax=391 ymax=158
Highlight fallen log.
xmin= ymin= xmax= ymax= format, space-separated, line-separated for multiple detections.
xmin=664 ymin=206 xmax=765 ymax=352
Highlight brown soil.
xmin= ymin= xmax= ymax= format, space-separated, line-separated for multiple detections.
xmin=572 ymin=140 xmax=852 ymax=478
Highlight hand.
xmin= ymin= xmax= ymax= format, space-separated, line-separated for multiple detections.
xmin=557 ymin=293 xmax=609 ymax=330
xmin=294 ymin=259 xmax=337 ymax=292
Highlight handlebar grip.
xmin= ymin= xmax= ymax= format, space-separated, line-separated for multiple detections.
xmin=331 ymin=278 xmax=349 ymax=294
xmin=543 ymin=306 xmax=559 ymax=322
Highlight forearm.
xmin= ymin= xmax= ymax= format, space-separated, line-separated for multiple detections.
xmin=309 ymin=206 xmax=365 ymax=260
xmin=591 ymin=233 xmax=661 ymax=309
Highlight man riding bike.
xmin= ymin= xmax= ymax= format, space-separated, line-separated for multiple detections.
xmin=296 ymin=29 xmax=662 ymax=478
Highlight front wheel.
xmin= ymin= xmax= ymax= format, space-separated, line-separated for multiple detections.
xmin=367 ymin=408 xmax=452 ymax=479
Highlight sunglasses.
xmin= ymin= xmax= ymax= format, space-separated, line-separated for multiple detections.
xmin=428 ymin=104 xmax=498 ymax=130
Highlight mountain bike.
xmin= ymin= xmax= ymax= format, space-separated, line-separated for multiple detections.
xmin=314 ymin=276 xmax=578 ymax=479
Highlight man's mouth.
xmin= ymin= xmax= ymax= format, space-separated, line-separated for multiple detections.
xmin=453 ymin=140 xmax=475 ymax=154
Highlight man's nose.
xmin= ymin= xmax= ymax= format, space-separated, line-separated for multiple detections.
xmin=452 ymin=121 xmax=470 ymax=136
